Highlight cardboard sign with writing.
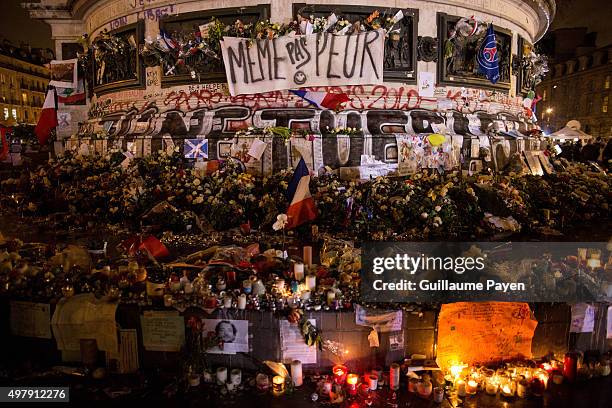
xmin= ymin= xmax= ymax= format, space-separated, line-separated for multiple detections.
xmin=437 ymin=302 xmax=537 ymax=368
xmin=141 ymin=311 xmax=185 ymax=352
xmin=221 ymin=30 xmax=384 ymax=96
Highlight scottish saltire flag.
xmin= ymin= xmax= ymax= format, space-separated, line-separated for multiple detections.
xmin=290 ymin=90 xmax=350 ymax=110
xmin=286 ymin=157 xmax=317 ymax=229
xmin=477 ymin=24 xmax=500 ymax=84
xmin=183 ymin=138 xmax=208 ymax=159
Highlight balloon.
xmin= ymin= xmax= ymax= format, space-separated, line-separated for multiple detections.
xmin=522 ymin=98 xmax=532 ymax=108
xmin=427 ymin=133 xmax=446 ymax=146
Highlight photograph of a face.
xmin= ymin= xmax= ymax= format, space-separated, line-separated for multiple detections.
xmin=202 ymin=319 xmax=248 ymax=354
xmin=49 ymin=59 xmax=78 ymax=88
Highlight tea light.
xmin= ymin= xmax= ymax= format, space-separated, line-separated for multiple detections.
xmin=188 ymin=373 xmax=200 ymax=387
xmin=294 ymin=263 xmax=305 ymax=281
xmin=303 ymin=246 xmax=313 ymax=267
xmin=346 ymin=373 xmax=359 ymax=395
xmin=291 ymin=360 xmax=303 ymax=387
xmin=390 ymin=363 xmax=400 ymax=390
xmin=367 ymin=373 xmax=378 ymax=390
xmin=237 ymin=294 xmax=247 ymax=310
xmin=456 ymin=379 xmax=467 ymax=397
xmin=333 ymin=365 xmax=348 ymax=384
xmin=256 ymin=373 xmax=270 ymax=391
xmin=466 ymin=379 xmax=478 ymax=395
xmin=230 ymin=369 xmax=242 ymax=385
xmin=216 ymin=367 xmax=228 ymax=384
xmin=243 ymin=280 xmax=252 ymax=294
xmin=418 ymin=380 xmax=433 ymax=398
xmin=272 ymin=375 xmax=285 ymax=396
xmin=305 ymin=274 xmax=316 ymax=290
xmin=163 ymin=294 xmax=173 ymax=307
xmin=322 ymin=379 xmax=333 ymax=394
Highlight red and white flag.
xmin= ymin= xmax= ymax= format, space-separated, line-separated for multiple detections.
xmin=290 ymin=90 xmax=350 ymax=110
xmin=286 ymin=157 xmax=317 ymax=229
xmin=35 ymin=87 xmax=58 ymax=145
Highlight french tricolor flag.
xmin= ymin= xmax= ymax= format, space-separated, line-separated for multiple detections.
xmin=290 ymin=90 xmax=350 ymax=110
xmin=286 ymin=157 xmax=317 ymax=229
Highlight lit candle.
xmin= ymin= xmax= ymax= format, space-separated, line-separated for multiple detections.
xmin=332 ymin=365 xmax=348 ymax=385
xmin=216 ymin=367 xmax=227 ymax=384
xmin=552 ymin=373 xmax=564 ymax=384
xmin=326 ymin=290 xmax=336 ymax=305
xmin=303 ymin=246 xmax=313 ymax=267
xmin=256 ymin=373 xmax=270 ymax=391
xmin=500 ymin=379 xmax=515 ymax=397
xmin=237 ymin=294 xmax=247 ymax=310
xmin=305 ymin=274 xmax=316 ymax=291
xmin=230 ymin=369 xmax=242 ymax=385
xmin=390 ymin=363 xmax=400 ymax=390
xmin=456 ymin=379 xmax=467 ymax=397
xmin=516 ymin=378 xmax=528 ymax=398
xmin=294 ymin=263 xmax=305 ymax=281
xmin=223 ymin=296 xmax=232 ymax=308
xmin=291 ymin=360 xmax=303 ymax=387
xmin=272 ymin=375 xmax=285 ymax=396
xmin=276 ymin=279 xmax=286 ymax=291
xmin=485 ymin=377 xmax=498 ymax=395
xmin=163 ymin=294 xmax=173 ymax=307
xmin=322 ymin=379 xmax=333 ymax=394
xmin=466 ymin=379 xmax=478 ymax=395
xmin=346 ymin=373 xmax=359 ymax=395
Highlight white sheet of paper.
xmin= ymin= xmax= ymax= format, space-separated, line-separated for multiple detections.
xmin=141 ymin=311 xmax=185 ymax=352
xmin=570 ymin=303 xmax=596 ymax=333
xmin=418 ymin=71 xmax=435 ymax=97
xmin=248 ymin=138 xmax=267 ymax=160
xmin=431 ymin=123 xmax=448 ymax=134
xmin=280 ymin=319 xmax=317 ymax=364
xmin=10 ymin=301 xmax=52 ymax=339
xmin=355 ymin=304 xmax=402 ymax=332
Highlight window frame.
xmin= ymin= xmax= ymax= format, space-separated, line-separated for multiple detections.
xmin=436 ymin=12 xmax=512 ymax=91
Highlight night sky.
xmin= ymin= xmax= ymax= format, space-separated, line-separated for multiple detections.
xmin=0 ymin=0 xmax=610 ymax=51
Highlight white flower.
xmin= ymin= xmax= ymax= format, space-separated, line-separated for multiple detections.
xmin=435 ymin=205 xmax=442 ymax=212
xmin=273 ymin=213 xmax=288 ymax=230
xmin=434 ymin=216 xmax=442 ymax=225
xmin=420 ymin=212 xmax=428 ymax=219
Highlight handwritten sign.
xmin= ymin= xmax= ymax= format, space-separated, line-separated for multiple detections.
xmin=10 ymin=301 xmax=52 ymax=339
xmin=221 ymin=30 xmax=384 ymax=96
xmin=141 ymin=311 xmax=185 ymax=352
xmin=570 ymin=303 xmax=596 ymax=333
xmin=437 ymin=302 xmax=537 ymax=368
xmin=280 ymin=319 xmax=317 ymax=364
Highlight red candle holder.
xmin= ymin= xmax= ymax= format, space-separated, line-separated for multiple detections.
xmin=333 ymin=365 xmax=348 ymax=385
xmin=346 ymin=374 xmax=359 ymax=395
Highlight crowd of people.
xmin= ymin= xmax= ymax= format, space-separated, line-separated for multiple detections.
xmin=555 ymin=137 xmax=612 ymax=166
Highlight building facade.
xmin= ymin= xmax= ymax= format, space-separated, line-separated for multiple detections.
xmin=23 ymin=0 xmax=555 ymax=175
xmin=0 ymin=49 xmax=50 ymax=126
xmin=537 ymin=45 xmax=612 ymax=138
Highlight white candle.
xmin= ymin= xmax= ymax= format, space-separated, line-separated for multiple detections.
xmin=217 ymin=367 xmax=227 ymax=384
xmin=326 ymin=290 xmax=336 ymax=305
xmin=456 ymin=379 xmax=467 ymax=397
xmin=188 ymin=374 xmax=200 ymax=387
xmin=294 ymin=263 xmax=305 ymax=281
xmin=291 ymin=360 xmax=303 ymax=387
xmin=184 ymin=282 xmax=193 ymax=294
xmin=223 ymin=296 xmax=232 ymax=308
xmin=237 ymin=294 xmax=247 ymax=310
xmin=390 ymin=363 xmax=400 ymax=390
xmin=305 ymin=275 xmax=316 ymax=290
xmin=163 ymin=294 xmax=173 ymax=307
xmin=230 ymin=369 xmax=242 ymax=385
xmin=367 ymin=373 xmax=378 ymax=390
xmin=301 ymin=290 xmax=311 ymax=300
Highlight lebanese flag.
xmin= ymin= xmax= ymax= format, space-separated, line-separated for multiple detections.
xmin=290 ymin=90 xmax=350 ymax=110
xmin=35 ymin=87 xmax=58 ymax=145
xmin=57 ymin=79 xmax=85 ymax=104
xmin=286 ymin=157 xmax=317 ymax=229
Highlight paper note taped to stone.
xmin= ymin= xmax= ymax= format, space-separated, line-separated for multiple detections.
xmin=141 ymin=311 xmax=185 ymax=352
xmin=437 ymin=302 xmax=537 ymax=368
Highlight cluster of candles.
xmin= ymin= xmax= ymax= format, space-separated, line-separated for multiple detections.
xmin=448 ymin=362 xmax=562 ymax=399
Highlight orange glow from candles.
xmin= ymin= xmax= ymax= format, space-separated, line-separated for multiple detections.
xmin=347 ymin=374 xmax=358 ymax=385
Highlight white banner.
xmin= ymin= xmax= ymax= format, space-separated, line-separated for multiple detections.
xmin=221 ymin=30 xmax=385 ymax=96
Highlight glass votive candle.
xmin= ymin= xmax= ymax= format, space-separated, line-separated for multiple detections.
xmin=367 ymin=373 xmax=378 ymax=390
xmin=466 ymin=379 xmax=478 ymax=395
xmin=243 ymin=279 xmax=252 ymax=294
xmin=516 ymin=377 xmax=529 ymax=398
xmin=272 ymin=375 xmax=285 ymax=396
xmin=433 ymin=387 xmax=445 ymax=403
xmin=500 ymin=379 xmax=515 ymax=397
xmin=216 ymin=367 xmax=228 ymax=384
xmin=333 ymin=365 xmax=348 ymax=385
xmin=256 ymin=373 xmax=269 ymax=392
xmin=409 ymin=378 xmax=420 ymax=393
xmin=346 ymin=373 xmax=359 ymax=395
xmin=485 ymin=377 xmax=499 ymax=395
xmin=418 ymin=380 xmax=433 ymax=398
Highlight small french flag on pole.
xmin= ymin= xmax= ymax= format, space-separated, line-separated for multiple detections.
xmin=290 ymin=90 xmax=350 ymax=110
xmin=286 ymin=157 xmax=317 ymax=229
